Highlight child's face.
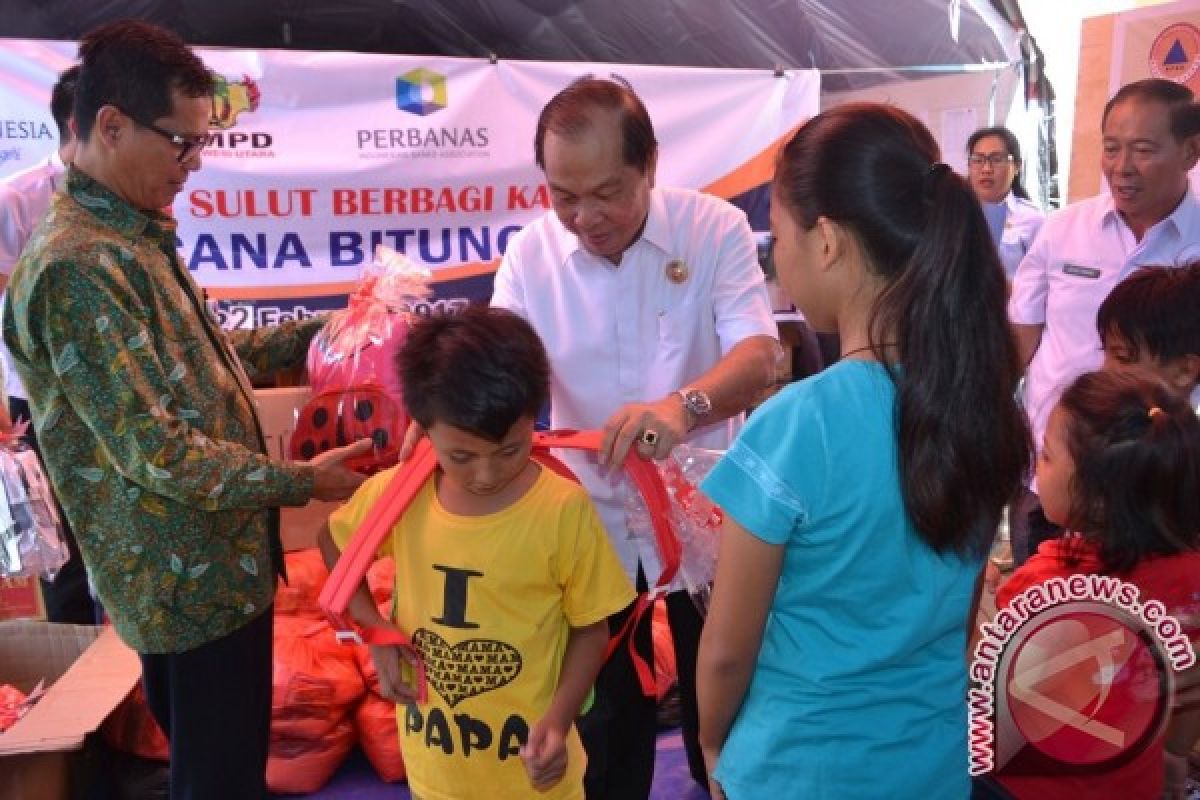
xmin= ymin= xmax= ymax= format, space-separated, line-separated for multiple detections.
xmin=1102 ymin=330 xmax=1199 ymax=399
xmin=425 ymin=417 xmax=536 ymax=499
xmin=1036 ymin=406 xmax=1075 ymax=528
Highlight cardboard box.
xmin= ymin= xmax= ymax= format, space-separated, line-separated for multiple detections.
xmin=0 ymin=621 xmax=141 ymax=800
xmin=255 ymin=386 xmax=340 ymax=551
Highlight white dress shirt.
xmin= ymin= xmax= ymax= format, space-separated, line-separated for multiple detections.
xmin=492 ymin=186 xmax=777 ymax=581
xmin=995 ymin=192 xmax=1045 ymax=279
xmin=0 ymin=152 xmax=66 ymax=400
xmin=1009 ymin=188 xmax=1200 ymax=458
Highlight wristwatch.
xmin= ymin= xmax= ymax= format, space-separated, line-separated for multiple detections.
xmin=674 ymin=387 xmax=712 ymax=430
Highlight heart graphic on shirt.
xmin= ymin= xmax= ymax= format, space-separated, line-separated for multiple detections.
xmin=412 ymin=628 xmax=523 ymax=708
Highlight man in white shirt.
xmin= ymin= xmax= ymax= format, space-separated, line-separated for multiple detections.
xmin=1009 ymin=78 xmax=1200 ymax=563
xmin=0 ymin=64 xmax=97 ymax=623
xmin=492 ymin=77 xmax=779 ymax=800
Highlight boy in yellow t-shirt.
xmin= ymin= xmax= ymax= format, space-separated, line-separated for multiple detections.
xmin=318 ymin=306 xmax=634 ymax=800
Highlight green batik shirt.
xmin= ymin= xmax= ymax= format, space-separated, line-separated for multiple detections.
xmin=2 ymin=167 xmax=322 ymax=654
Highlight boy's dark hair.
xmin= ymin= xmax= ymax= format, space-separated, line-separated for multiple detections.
xmin=75 ymin=20 xmax=213 ymax=141
xmin=1097 ymin=262 xmax=1200 ymax=363
xmin=51 ymin=65 xmax=80 ymax=141
xmin=774 ymin=103 xmax=1031 ymax=559
xmin=534 ymin=76 xmax=657 ymax=173
xmin=1058 ymin=370 xmax=1200 ymax=574
xmin=1102 ymin=78 xmax=1197 ymax=140
xmin=397 ymin=305 xmax=550 ymax=442
xmin=966 ymin=125 xmax=1030 ymax=200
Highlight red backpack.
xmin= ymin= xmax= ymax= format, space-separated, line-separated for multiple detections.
xmin=318 ymin=430 xmax=681 ymax=700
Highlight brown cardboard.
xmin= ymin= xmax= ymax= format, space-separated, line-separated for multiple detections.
xmin=0 ymin=622 xmax=142 ymax=800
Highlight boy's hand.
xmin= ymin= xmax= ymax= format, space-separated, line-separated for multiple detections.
xmin=520 ymin=718 xmax=568 ymax=792
xmin=307 ymin=439 xmax=372 ymax=501
xmin=369 ymin=639 xmax=423 ymax=705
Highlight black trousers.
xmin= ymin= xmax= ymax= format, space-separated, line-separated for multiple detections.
xmin=139 ymin=608 xmax=274 ymax=800
xmin=9 ymin=396 xmax=99 ymax=624
xmin=579 ymin=570 xmax=707 ymax=800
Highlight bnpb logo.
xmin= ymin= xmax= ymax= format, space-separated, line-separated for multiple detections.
xmin=396 ymin=68 xmax=448 ymax=116
xmin=210 ymin=74 xmax=262 ymax=130
xmin=1149 ymin=22 xmax=1200 ymax=87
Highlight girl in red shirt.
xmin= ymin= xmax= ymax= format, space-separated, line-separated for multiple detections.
xmin=994 ymin=370 xmax=1200 ymax=799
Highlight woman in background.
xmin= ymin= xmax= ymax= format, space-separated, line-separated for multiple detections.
xmin=967 ymin=126 xmax=1045 ymax=279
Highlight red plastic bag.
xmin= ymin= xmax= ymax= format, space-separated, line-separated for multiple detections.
xmin=652 ymin=598 xmax=677 ymax=703
xmin=354 ymin=691 xmax=406 ymax=783
xmin=275 ymin=548 xmax=331 ymax=620
xmin=267 ymin=716 xmax=357 ymax=794
xmin=102 ymin=683 xmax=170 ymax=761
xmin=0 ymin=684 xmax=26 ymax=733
xmin=271 ymin=616 xmax=365 ymax=741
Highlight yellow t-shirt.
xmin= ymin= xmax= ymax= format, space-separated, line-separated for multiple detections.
xmin=329 ymin=464 xmax=635 ymax=800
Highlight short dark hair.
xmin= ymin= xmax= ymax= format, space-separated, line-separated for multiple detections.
xmin=534 ymin=76 xmax=657 ymax=173
xmin=1097 ymin=262 xmax=1200 ymax=363
xmin=74 ymin=20 xmax=213 ymax=141
xmin=774 ymin=103 xmax=1031 ymax=558
xmin=51 ymin=65 xmax=79 ymax=141
xmin=966 ymin=125 xmax=1030 ymax=200
xmin=1102 ymin=78 xmax=1197 ymax=140
xmin=1056 ymin=370 xmax=1200 ymax=574
xmin=397 ymin=306 xmax=550 ymax=442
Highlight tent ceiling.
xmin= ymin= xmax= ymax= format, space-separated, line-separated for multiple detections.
xmin=0 ymin=0 xmax=1017 ymax=92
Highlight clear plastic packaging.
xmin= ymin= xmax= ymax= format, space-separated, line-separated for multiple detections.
xmin=624 ymin=445 xmax=724 ymax=614
xmin=0 ymin=445 xmax=69 ymax=581
xmin=306 ymin=245 xmax=431 ymax=401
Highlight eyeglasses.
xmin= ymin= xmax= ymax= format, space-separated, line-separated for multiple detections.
xmin=968 ymin=153 xmax=1014 ymax=169
xmin=115 ymin=106 xmax=209 ymax=163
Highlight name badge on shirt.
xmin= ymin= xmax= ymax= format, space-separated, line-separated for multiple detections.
xmin=1061 ymin=263 xmax=1102 ymax=279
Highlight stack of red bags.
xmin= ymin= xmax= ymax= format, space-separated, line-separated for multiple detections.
xmin=103 ymin=548 xmax=407 ymax=794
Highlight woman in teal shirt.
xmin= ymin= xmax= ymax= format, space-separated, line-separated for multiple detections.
xmin=696 ymin=104 xmax=1032 ymax=799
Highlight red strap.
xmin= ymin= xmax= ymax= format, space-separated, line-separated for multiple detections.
xmin=317 ymin=437 xmax=437 ymax=634
xmin=531 ymin=431 xmax=677 ymax=696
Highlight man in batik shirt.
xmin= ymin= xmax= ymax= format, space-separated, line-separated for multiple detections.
xmin=2 ymin=21 xmax=366 ymax=799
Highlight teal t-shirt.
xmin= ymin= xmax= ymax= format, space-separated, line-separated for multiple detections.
xmin=701 ymin=360 xmax=979 ymax=799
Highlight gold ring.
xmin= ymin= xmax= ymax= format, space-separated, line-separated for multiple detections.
xmin=639 ymin=429 xmax=659 ymax=446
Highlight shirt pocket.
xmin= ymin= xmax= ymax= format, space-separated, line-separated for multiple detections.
xmin=655 ymin=299 xmax=709 ymax=368
xmin=1045 ymin=260 xmax=1111 ymax=321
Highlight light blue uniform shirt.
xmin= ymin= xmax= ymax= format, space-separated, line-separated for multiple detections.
xmin=701 ymin=361 xmax=980 ymax=799
xmin=989 ymin=192 xmax=1045 ymax=279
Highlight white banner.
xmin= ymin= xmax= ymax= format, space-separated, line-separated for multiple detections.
xmin=1 ymin=40 xmax=819 ymax=322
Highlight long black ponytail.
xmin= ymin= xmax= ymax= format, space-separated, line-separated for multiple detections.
xmin=775 ymin=103 xmax=1032 ymax=557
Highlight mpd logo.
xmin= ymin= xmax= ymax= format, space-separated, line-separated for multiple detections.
xmin=210 ymin=73 xmax=261 ymax=130
xmin=396 ymin=68 xmax=447 ymax=116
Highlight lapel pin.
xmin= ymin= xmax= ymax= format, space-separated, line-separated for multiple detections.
xmin=666 ymin=258 xmax=688 ymax=284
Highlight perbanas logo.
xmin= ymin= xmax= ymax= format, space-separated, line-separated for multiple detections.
xmin=396 ymin=68 xmax=447 ymax=116
xmin=968 ymin=574 xmax=1195 ymax=777
xmin=357 ymin=68 xmax=490 ymax=159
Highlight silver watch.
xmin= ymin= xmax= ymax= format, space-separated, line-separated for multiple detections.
xmin=675 ymin=388 xmax=712 ymax=428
